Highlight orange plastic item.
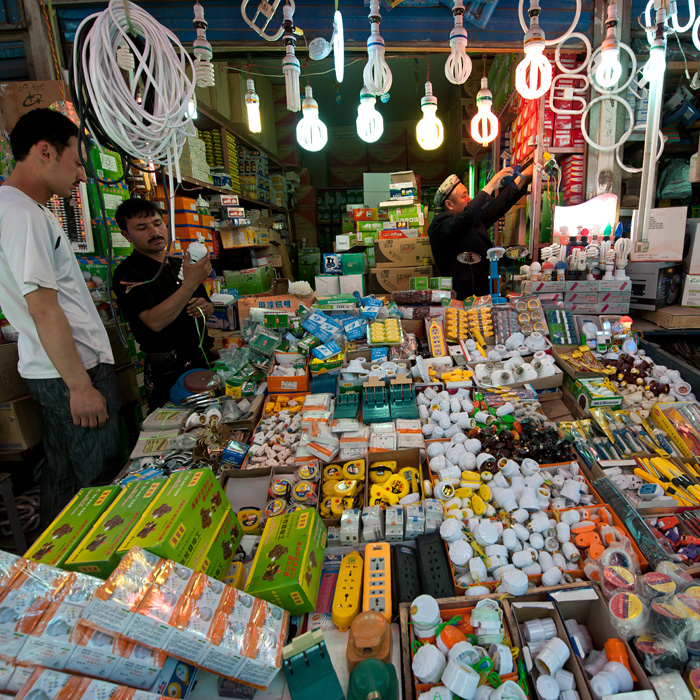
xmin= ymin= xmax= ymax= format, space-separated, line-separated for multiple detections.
xmin=588 ymin=543 xmax=606 ymax=560
xmin=574 ymin=531 xmax=602 ymax=548
xmin=347 ymin=610 xmax=392 ymax=672
xmin=438 ymin=624 xmax=468 ymax=650
xmin=605 ymin=638 xmax=637 ymax=681
xmin=570 ymin=521 xmax=596 ymax=534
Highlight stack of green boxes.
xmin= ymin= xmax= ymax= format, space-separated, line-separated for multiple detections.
xmin=488 ymin=54 xmax=517 ymax=113
xmin=199 ymin=128 xmax=225 ymax=169
xmin=226 ymin=130 xmax=241 ymax=194
xmin=298 ymin=247 xmax=321 ymax=283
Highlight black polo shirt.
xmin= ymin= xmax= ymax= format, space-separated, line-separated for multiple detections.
xmin=112 ymin=251 xmax=213 ymax=356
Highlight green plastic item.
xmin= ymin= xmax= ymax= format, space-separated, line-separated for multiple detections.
xmin=388 ymin=381 xmax=418 ymax=420
xmin=348 ymin=659 xmax=397 ymax=700
xmin=362 ymin=380 xmax=392 ymax=424
xmin=283 ymin=631 xmax=344 ymax=700
xmin=334 ymin=392 xmax=360 ymax=420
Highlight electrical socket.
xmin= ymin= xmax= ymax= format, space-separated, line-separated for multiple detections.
xmin=331 ymin=552 xmax=363 ymax=632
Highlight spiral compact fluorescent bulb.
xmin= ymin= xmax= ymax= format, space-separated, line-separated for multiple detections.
xmin=296 ymin=86 xmax=328 ymax=152
xmin=245 ymin=78 xmax=261 ymax=133
xmin=363 ymin=0 xmax=392 ymax=97
xmin=356 ymin=87 xmax=384 ymax=143
xmin=515 ymin=0 xmax=552 ymax=100
xmin=470 ymin=77 xmax=498 ymax=147
xmin=116 ymin=41 xmax=135 ymax=72
xmin=595 ymin=2 xmax=622 ymax=89
xmin=281 ymin=5 xmax=301 ymax=112
xmin=416 ymin=81 xmax=443 ymax=151
xmin=445 ymin=0 xmax=472 ymax=85
xmin=192 ymin=1 xmax=214 ymax=88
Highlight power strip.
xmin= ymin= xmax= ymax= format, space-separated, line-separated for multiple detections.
xmin=391 ymin=544 xmax=421 ymax=619
xmin=362 ymin=542 xmax=392 ymax=622
xmin=416 ymin=532 xmax=454 ymax=599
xmin=331 ymin=551 xmax=363 ymax=631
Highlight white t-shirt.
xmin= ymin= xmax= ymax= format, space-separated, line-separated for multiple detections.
xmin=0 ymin=185 xmax=113 ymax=379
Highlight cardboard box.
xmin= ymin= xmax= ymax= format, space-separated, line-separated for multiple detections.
xmin=627 ymin=262 xmax=682 ymax=310
xmin=118 ymin=469 xmax=229 ymax=564
xmin=681 ymin=273 xmax=700 ymax=308
xmin=64 ymin=479 xmax=169 ymax=578
xmin=0 ymin=394 xmax=42 ymax=453
xmin=564 ymin=280 xmax=598 ymax=293
xmin=409 ymin=277 xmax=429 ymax=290
xmin=223 ymin=265 xmax=274 ymax=296
xmin=186 ymin=507 xmax=241 ymax=580
xmin=684 ymin=219 xmax=700 ymax=274
xmin=373 ymin=239 xmax=433 ymax=268
xmin=342 ymin=253 xmax=366 ymax=275
xmin=26 ymin=486 xmax=121 ymax=568
xmin=314 ymin=275 xmax=340 ymax=296
xmin=244 ymin=508 xmax=326 ymax=613
xmin=0 ymin=344 xmax=27 ymax=403
xmin=429 ymin=277 xmax=452 ymax=290
xmin=339 ymin=274 xmax=365 ymax=297
xmin=630 ymin=206 xmax=686 ymax=262
xmin=371 ymin=266 xmax=433 ymax=294
xmin=564 ymin=375 xmax=622 ymax=411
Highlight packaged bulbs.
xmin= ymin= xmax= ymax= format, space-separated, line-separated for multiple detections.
xmin=470 ymin=77 xmax=498 ymax=147
xmin=296 ymin=86 xmax=328 ymax=152
xmin=356 ymin=88 xmax=384 ymax=143
xmin=416 ymin=81 xmax=444 ymax=151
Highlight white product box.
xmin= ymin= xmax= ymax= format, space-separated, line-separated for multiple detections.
xmin=335 ymin=235 xmax=351 ymax=252
xmin=565 ymin=293 xmax=597 ymax=304
xmin=339 ymin=274 xmax=365 ymax=297
xmin=597 ymin=278 xmax=632 ymax=292
xmin=17 ymin=602 xmax=83 ymax=670
xmin=315 ymin=275 xmax=340 ymax=296
xmin=597 ymin=291 xmax=631 ymax=303
xmin=681 ymin=273 xmax=700 ymax=308
xmin=65 ymin=624 xmax=120 ymax=679
xmin=569 ymin=303 xmax=598 ymax=314
xmin=631 ymin=206 xmax=686 ymax=262
xmin=528 ymin=280 xmax=566 ymax=293
xmin=565 ymin=280 xmax=599 ymax=293
xmin=597 ymin=302 xmax=630 ymax=314
xmin=684 ymin=219 xmax=700 ymax=274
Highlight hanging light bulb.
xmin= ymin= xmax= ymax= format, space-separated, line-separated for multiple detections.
xmin=296 ymin=86 xmax=328 ymax=152
xmin=281 ymin=5 xmax=301 ymax=112
xmin=470 ymin=77 xmax=499 ymax=147
xmin=643 ymin=38 xmax=667 ymax=82
xmin=333 ymin=10 xmax=344 ymax=83
xmin=245 ymin=78 xmax=261 ymax=133
xmin=445 ymin=0 xmax=472 ymax=85
xmin=363 ymin=0 xmax=392 ymax=97
xmin=515 ymin=0 xmax=552 ymax=100
xmin=187 ymin=99 xmax=198 ymax=119
xmin=192 ymin=2 xmax=215 ymax=88
xmin=356 ymin=87 xmax=384 ymax=143
xmin=416 ymin=81 xmax=443 ymax=151
xmin=594 ymin=2 xmax=622 ymax=89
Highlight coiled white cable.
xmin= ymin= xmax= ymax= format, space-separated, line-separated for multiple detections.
xmin=72 ymin=0 xmax=197 ymax=180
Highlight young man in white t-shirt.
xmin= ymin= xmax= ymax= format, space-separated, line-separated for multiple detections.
xmin=0 ymin=108 xmax=121 ymax=527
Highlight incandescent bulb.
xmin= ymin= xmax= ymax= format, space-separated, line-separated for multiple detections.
xmin=296 ymin=86 xmax=328 ymax=152
xmin=416 ymin=81 xmax=444 ymax=151
xmin=356 ymin=88 xmax=384 ymax=144
xmin=595 ymin=47 xmax=622 ymax=89
xmin=470 ymin=77 xmax=499 ymax=148
xmin=515 ymin=43 xmax=552 ymax=100
xmin=245 ymin=79 xmax=261 ymax=133
xmin=643 ymin=42 xmax=666 ymax=82
xmin=444 ymin=0 xmax=472 ymax=85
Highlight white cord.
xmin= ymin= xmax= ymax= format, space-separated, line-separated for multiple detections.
xmin=518 ymin=0 xmax=581 ymax=46
xmin=72 ymin=0 xmax=197 ymax=176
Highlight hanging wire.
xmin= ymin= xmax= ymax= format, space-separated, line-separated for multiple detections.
xmin=38 ymin=0 xmax=65 ymax=98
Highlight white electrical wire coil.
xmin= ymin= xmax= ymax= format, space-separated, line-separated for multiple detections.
xmin=72 ymin=0 xmax=197 ymax=179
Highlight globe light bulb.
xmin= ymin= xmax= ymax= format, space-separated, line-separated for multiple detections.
xmin=643 ymin=41 xmax=666 ymax=82
xmin=363 ymin=0 xmax=392 ymax=97
xmin=515 ymin=0 xmax=552 ymax=100
xmin=356 ymin=88 xmax=384 ymax=144
xmin=296 ymin=86 xmax=328 ymax=152
xmin=470 ymin=77 xmax=499 ymax=147
xmin=444 ymin=0 xmax=472 ymax=85
xmin=594 ymin=3 xmax=622 ymax=89
xmin=416 ymin=81 xmax=443 ymax=151
xmin=245 ymin=79 xmax=261 ymax=133
xmin=282 ymin=6 xmax=301 ymax=112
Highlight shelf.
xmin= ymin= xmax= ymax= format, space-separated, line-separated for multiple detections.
xmin=619 ymin=207 xmax=637 ymax=216
xmin=176 ymin=175 xmax=288 ymax=214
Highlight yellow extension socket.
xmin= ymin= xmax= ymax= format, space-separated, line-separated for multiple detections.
xmin=331 ymin=551 xmax=363 ymax=631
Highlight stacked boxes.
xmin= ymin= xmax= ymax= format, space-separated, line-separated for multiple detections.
xmin=561 ymin=154 xmax=585 ymax=205
xmin=198 ymin=129 xmax=224 ymax=169
xmin=179 ymin=137 xmax=211 ymax=183
xmin=270 ymin=174 xmax=287 ymax=209
xmin=523 ymin=279 xmax=632 ymax=314
xmin=225 ymin=131 xmax=241 ymax=194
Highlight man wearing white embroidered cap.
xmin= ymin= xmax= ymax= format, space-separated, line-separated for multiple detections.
xmin=428 ymin=164 xmax=533 ymax=300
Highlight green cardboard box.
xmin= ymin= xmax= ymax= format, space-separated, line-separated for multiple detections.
xmin=89 ymin=147 xmax=124 ymax=181
xmin=64 ymin=478 xmax=168 ymax=578
xmin=118 ymin=468 xmax=229 ymax=565
xmin=430 ymin=277 xmax=453 ymax=290
xmin=356 ymin=221 xmax=384 ymax=233
xmin=224 ymin=264 xmax=274 ymax=296
xmin=26 ymin=486 xmax=121 ymax=568
xmin=342 ymin=253 xmax=366 ymax=276
xmin=187 ymin=508 xmax=241 ymax=580
xmin=244 ymin=508 xmax=326 ymax=613
xmin=409 ymin=277 xmax=429 ymax=290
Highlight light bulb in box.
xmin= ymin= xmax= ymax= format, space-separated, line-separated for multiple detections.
xmin=444 ymin=0 xmax=472 ymax=85
xmin=416 ymin=81 xmax=444 ymax=151
xmin=245 ymin=78 xmax=261 ymax=133
xmin=470 ymin=77 xmax=498 ymax=147
xmin=356 ymin=87 xmax=384 ymax=143
xmin=296 ymin=86 xmax=328 ymax=152
xmin=515 ymin=0 xmax=552 ymax=100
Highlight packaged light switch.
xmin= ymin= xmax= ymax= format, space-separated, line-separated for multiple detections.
xmin=340 ymin=509 xmax=361 ymax=546
xmin=405 ymin=503 xmax=426 ymax=539
xmin=423 ymin=499 xmax=443 ymax=534
xmin=361 ymin=506 xmax=385 ymax=542
xmin=385 ymin=506 xmax=404 ymax=542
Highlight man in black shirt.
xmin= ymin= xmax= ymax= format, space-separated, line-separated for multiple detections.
xmin=112 ymin=199 xmax=214 ymax=410
xmin=428 ymin=165 xmax=532 ymax=300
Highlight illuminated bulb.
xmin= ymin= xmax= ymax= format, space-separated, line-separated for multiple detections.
xmin=333 ymin=11 xmax=344 ymax=83
xmin=643 ymin=40 xmax=666 ymax=82
xmin=245 ymin=79 xmax=261 ymax=133
xmin=296 ymin=86 xmax=328 ymax=152
xmin=515 ymin=0 xmax=552 ymax=100
xmin=363 ymin=0 xmax=392 ymax=96
xmin=444 ymin=0 xmax=472 ymax=85
xmin=470 ymin=77 xmax=499 ymax=147
xmin=356 ymin=88 xmax=384 ymax=143
xmin=282 ymin=5 xmax=301 ymax=112
xmin=192 ymin=2 xmax=215 ymax=88
xmin=187 ymin=99 xmax=198 ymax=119
xmin=416 ymin=81 xmax=443 ymax=151
xmin=595 ymin=3 xmax=622 ymax=89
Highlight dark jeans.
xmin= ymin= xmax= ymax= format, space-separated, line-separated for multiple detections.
xmin=144 ymin=350 xmax=208 ymax=412
xmin=24 ymin=363 xmax=121 ymax=529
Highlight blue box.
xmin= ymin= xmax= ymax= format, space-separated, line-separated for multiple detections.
xmin=313 ymin=340 xmax=343 ymax=359
xmin=323 ymin=253 xmax=343 ymax=274
xmin=302 ymin=310 xmax=342 ymax=343
xmin=343 ymin=317 xmax=367 ymax=341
